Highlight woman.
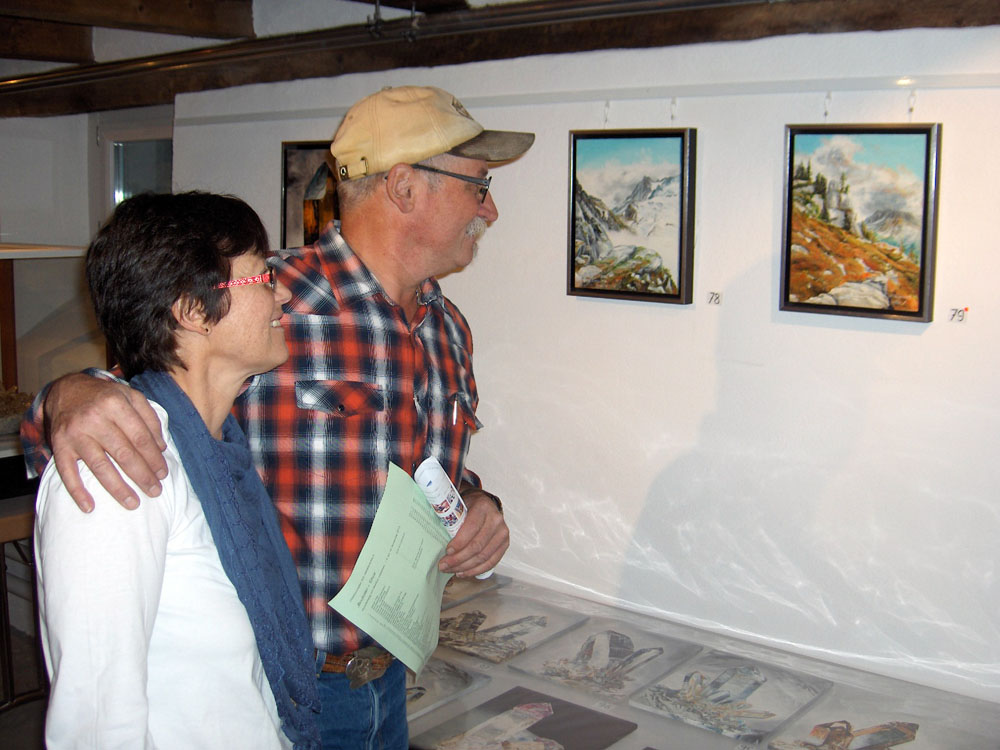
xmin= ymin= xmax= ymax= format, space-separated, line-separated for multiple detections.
xmin=34 ymin=192 xmax=321 ymax=749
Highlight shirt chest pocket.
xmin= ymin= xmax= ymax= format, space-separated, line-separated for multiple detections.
xmin=294 ymin=380 xmax=385 ymax=416
xmin=450 ymin=391 xmax=483 ymax=431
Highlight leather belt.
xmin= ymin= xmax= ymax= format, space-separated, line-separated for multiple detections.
xmin=318 ymin=646 xmax=394 ymax=689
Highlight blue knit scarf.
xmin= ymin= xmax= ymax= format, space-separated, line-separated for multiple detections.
xmin=130 ymin=371 xmax=320 ymax=750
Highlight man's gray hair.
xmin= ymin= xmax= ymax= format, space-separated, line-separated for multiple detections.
xmin=336 ymin=171 xmax=381 ymax=211
xmin=336 ymin=153 xmax=453 ymax=211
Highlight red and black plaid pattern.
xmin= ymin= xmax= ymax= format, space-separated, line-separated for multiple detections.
xmin=237 ymin=225 xmax=482 ymax=654
xmin=23 ymin=223 xmax=483 ymax=656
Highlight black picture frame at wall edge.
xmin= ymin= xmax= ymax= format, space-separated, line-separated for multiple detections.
xmin=568 ymin=128 xmax=696 ymax=305
xmin=281 ymin=140 xmax=338 ymax=250
xmin=780 ymin=123 xmax=941 ymax=322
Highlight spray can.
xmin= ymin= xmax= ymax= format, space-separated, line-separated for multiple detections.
xmin=414 ymin=456 xmax=494 ymax=579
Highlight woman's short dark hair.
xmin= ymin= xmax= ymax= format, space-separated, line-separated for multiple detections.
xmin=86 ymin=191 xmax=270 ymax=379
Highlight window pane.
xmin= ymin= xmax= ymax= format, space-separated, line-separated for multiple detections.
xmin=113 ymin=139 xmax=172 ymax=204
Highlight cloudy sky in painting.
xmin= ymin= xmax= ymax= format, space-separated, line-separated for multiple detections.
xmin=575 ymin=136 xmax=682 ymax=207
xmin=794 ymin=132 xmax=927 ymax=220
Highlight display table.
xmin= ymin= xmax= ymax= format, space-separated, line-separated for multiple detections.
xmin=0 ymin=493 xmax=46 ymax=712
xmin=408 ymin=578 xmax=1000 ymax=749
xmin=0 ymin=494 xmax=32 ymax=543
xmin=0 ymin=436 xmax=21 ymax=461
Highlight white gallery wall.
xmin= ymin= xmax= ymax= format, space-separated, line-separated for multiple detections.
xmin=1 ymin=24 xmax=997 ymax=703
xmin=171 ymin=27 xmax=1000 ymax=703
xmin=0 ymin=115 xmax=104 ymax=391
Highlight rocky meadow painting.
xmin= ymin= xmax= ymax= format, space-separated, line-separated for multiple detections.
xmin=780 ymin=125 xmax=940 ymax=321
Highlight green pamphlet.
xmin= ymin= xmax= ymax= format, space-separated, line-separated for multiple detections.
xmin=329 ymin=462 xmax=453 ymax=673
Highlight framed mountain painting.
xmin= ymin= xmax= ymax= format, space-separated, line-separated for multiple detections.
xmin=780 ymin=124 xmax=941 ymax=322
xmin=568 ymin=129 xmax=696 ymax=304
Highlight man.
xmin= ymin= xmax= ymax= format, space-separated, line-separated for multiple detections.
xmin=24 ymin=85 xmax=534 ymax=748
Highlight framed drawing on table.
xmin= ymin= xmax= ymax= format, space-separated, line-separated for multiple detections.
xmin=411 ymin=685 xmax=637 ymax=750
xmin=508 ymin=616 xmax=700 ymax=702
xmin=568 ymin=128 xmax=696 ymax=304
xmin=405 ymin=656 xmax=491 ymax=721
xmin=768 ymin=681 xmax=992 ymax=750
xmin=629 ymin=649 xmax=832 ymax=742
xmin=780 ymin=124 xmax=941 ymax=322
xmin=438 ymin=591 xmax=586 ymax=663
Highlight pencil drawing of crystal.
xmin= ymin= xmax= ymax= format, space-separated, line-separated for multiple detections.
xmin=440 ymin=610 xmax=547 ymax=663
xmin=704 ymin=665 xmax=769 ymax=703
xmin=769 ymin=719 xmax=919 ymax=749
xmin=509 ymin=618 xmax=700 ymax=699
xmin=629 ymin=650 xmax=831 ymax=741
xmin=438 ymin=593 xmax=586 ymax=663
xmin=636 ymin=664 xmax=775 ymax=737
xmin=437 ymin=702 xmax=563 ymax=750
xmin=542 ymin=630 xmax=662 ymax=690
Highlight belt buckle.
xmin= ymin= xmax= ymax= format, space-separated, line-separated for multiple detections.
xmin=345 ymin=646 xmax=388 ymax=689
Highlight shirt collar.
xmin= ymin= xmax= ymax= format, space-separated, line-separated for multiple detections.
xmin=416 ymin=276 xmax=444 ymax=307
xmin=275 ymin=223 xmax=444 ymax=315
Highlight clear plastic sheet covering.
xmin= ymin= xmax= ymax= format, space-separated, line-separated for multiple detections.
xmin=482 ymin=388 xmax=1000 ymax=705
xmin=409 ymin=579 xmax=1000 ymax=748
xmin=470 ymin=260 xmax=1000 ymax=704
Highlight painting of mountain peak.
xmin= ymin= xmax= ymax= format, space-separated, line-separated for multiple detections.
xmin=569 ymin=129 xmax=695 ymax=304
xmin=781 ymin=125 xmax=940 ymax=322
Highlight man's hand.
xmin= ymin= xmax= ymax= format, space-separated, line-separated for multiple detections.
xmin=438 ymin=487 xmax=508 ymax=578
xmin=45 ymin=373 xmax=168 ymax=513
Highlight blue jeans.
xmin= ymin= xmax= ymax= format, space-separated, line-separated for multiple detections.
xmin=314 ymin=651 xmax=408 ymax=750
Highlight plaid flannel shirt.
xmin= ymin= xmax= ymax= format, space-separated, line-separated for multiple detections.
xmin=23 ymin=223 xmax=483 ymax=655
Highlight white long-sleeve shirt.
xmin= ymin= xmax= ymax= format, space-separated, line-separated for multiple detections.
xmin=34 ymin=403 xmax=291 ymax=749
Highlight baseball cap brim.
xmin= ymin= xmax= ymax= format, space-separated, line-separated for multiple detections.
xmin=449 ymin=129 xmax=536 ymax=164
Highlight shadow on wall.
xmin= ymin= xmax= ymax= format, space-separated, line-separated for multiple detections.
xmin=618 ymin=254 xmax=1000 ymax=696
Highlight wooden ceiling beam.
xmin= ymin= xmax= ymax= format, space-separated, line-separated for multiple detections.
xmin=1 ymin=0 xmax=998 ymax=117
xmin=0 ymin=0 xmax=254 ymax=39
xmin=0 ymin=16 xmax=93 ymax=63
xmin=373 ymin=0 xmax=470 ymax=12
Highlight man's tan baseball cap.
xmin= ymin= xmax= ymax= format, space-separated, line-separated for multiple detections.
xmin=330 ymin=86 xmax=535 ymax=181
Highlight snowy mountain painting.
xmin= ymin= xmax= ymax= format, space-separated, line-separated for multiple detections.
xmin=783 ymin=126 xmax=939 ymax=319
xmin=571 ymin=131 xmax=694 ymax=302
